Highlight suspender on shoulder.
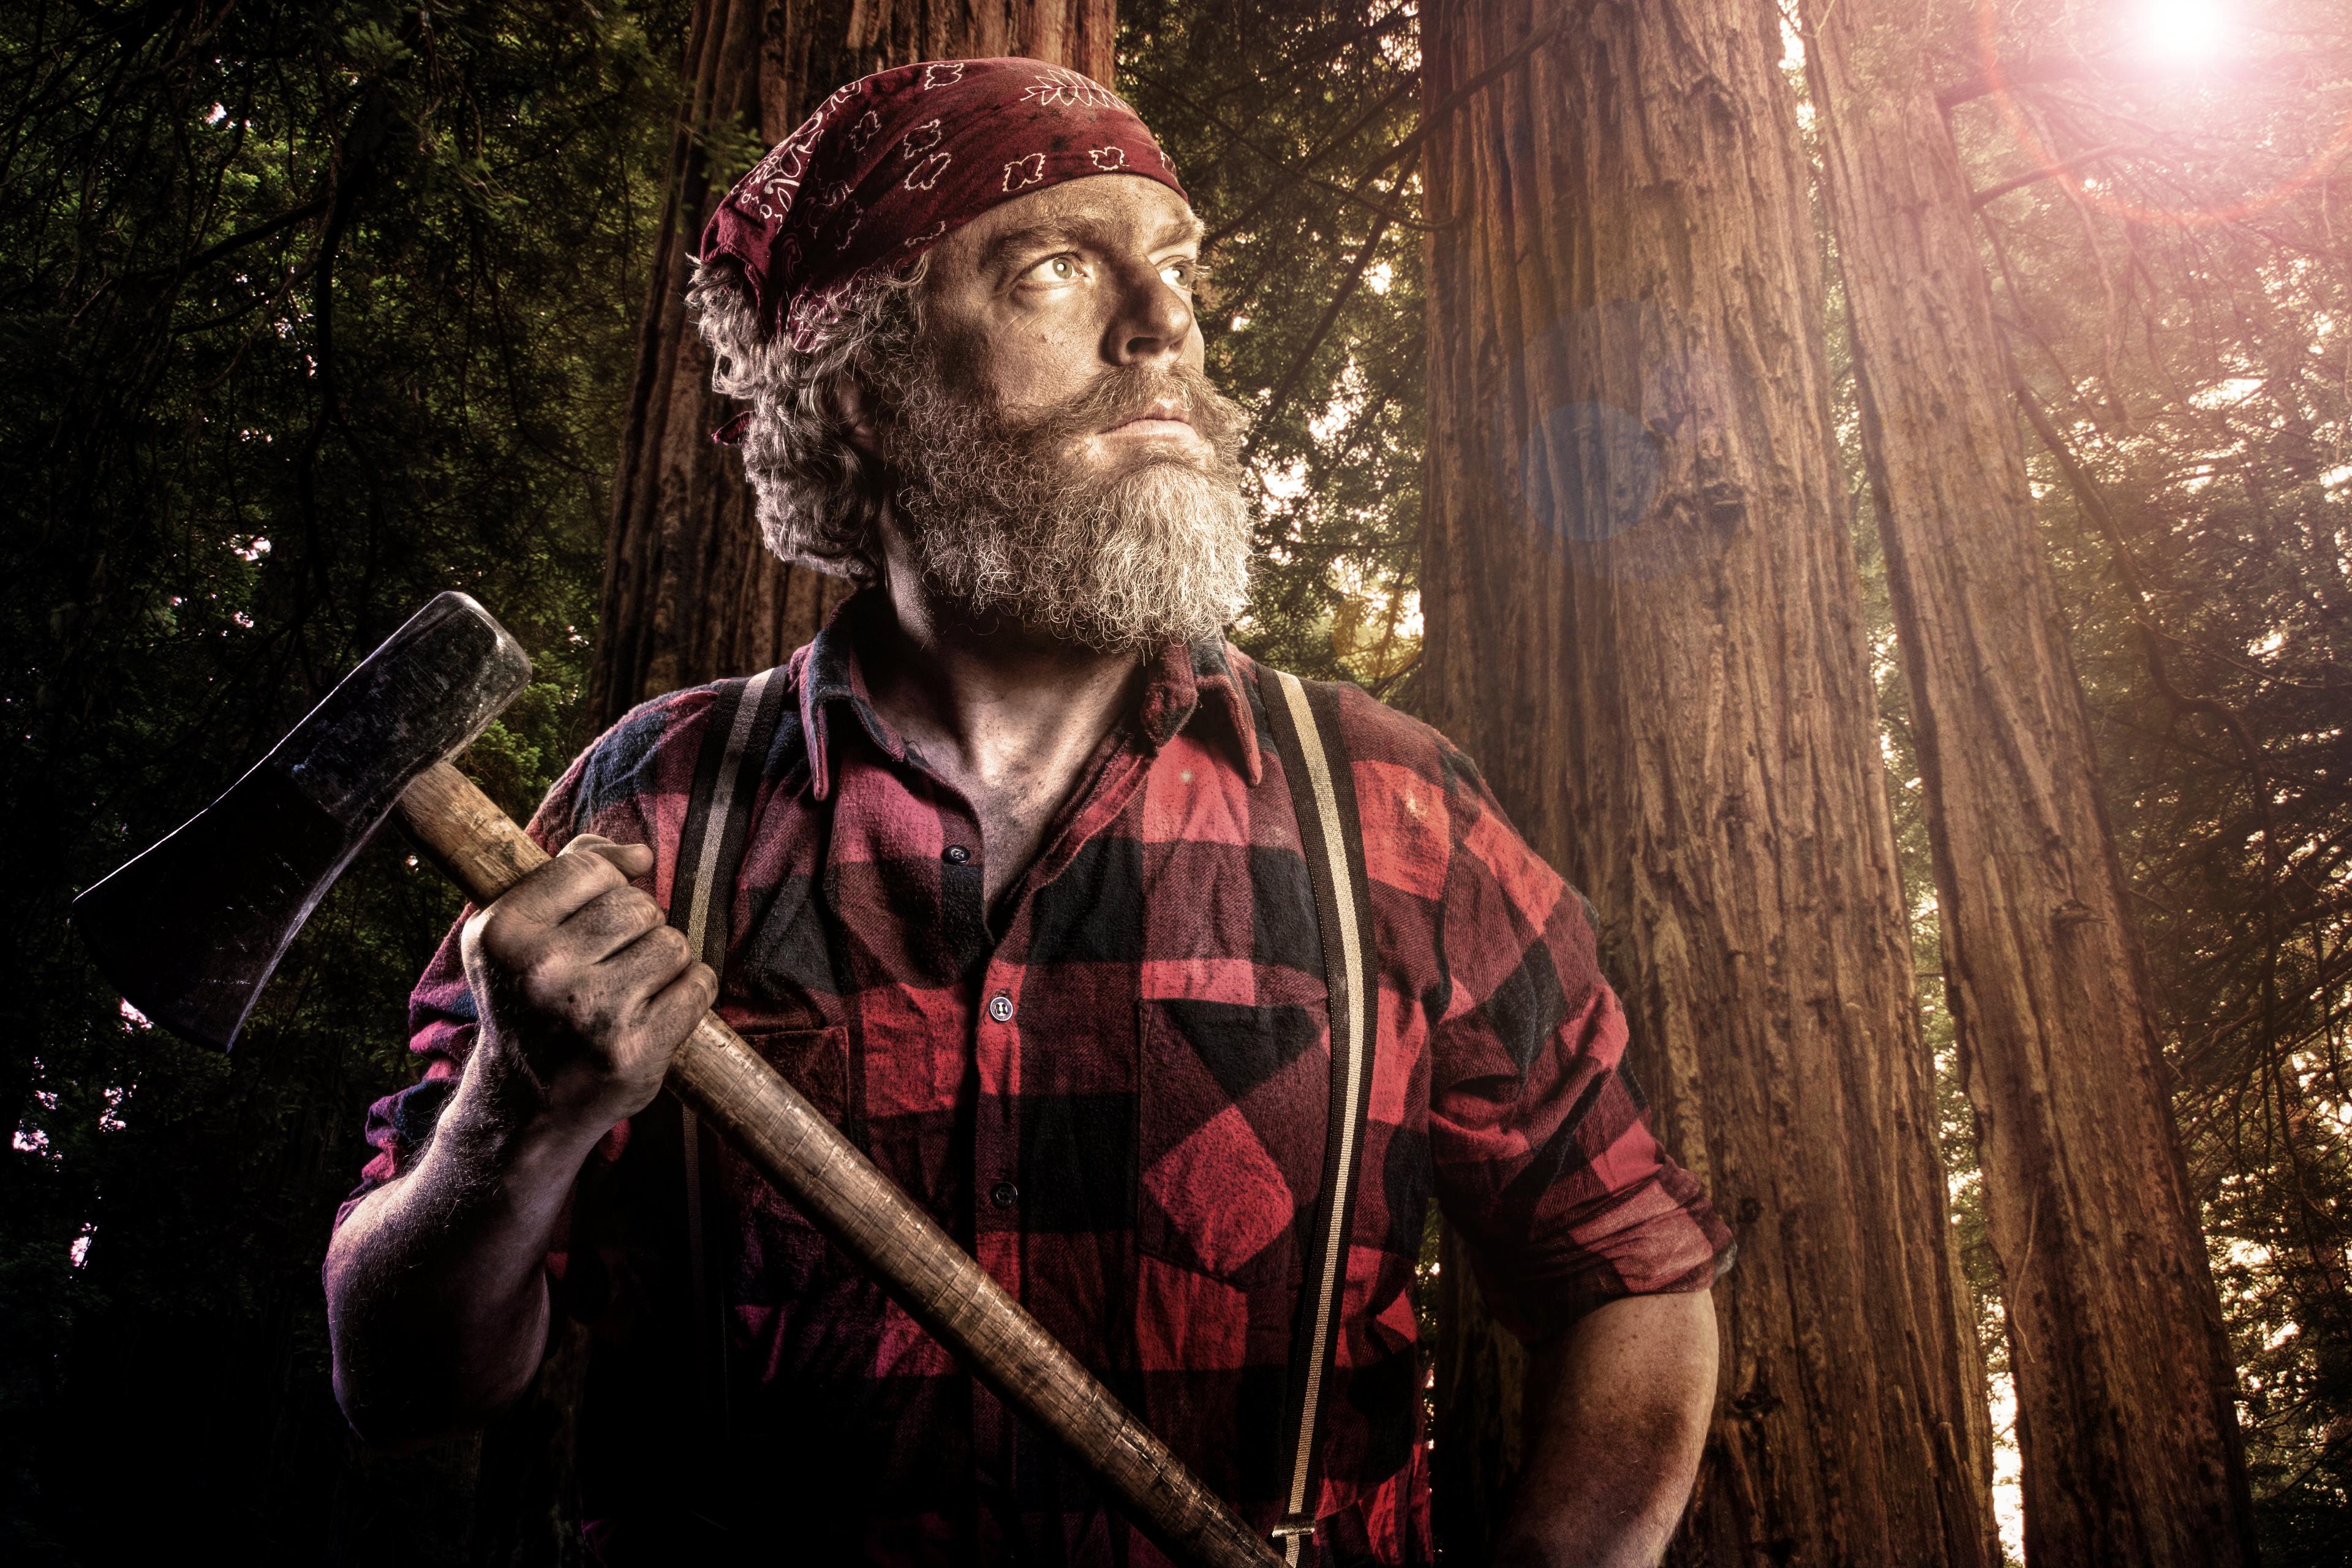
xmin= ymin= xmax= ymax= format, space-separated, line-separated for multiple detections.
xmin=658 ymin=661 xmax=1375 ymax=1562
xmin=668 ymin=666 xmax=791 ymax=1479
xmin=1262 ymin=669 xmax=1381 ymax=1566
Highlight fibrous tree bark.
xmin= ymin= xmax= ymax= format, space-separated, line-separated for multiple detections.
xmin=1797 ymin=4 xmax=2258 ymax=1562
xmin=1419 ymin=3 xmax=1999 ymax=1563
xmin=591 ymin=0 xmax=1115 ymax=728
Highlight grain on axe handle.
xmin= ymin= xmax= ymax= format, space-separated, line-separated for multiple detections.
xmin=391 ymin=760 xmax=1281 ymax=1568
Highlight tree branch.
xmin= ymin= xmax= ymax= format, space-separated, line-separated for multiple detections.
xmin=1942 ymin=50 xmax=2304 ymax=111
xmin=1243 ymin=146 xmax=1421 ymax=464
xmin=1355 ymin=26 xmax=1558 ymax=183
xmin=171 ymin=190 xmax=331 ymax=275
xmin=1940 ymin=51 xmax=2109 ymax=111
xmin=1971 ymin=142 xmax=2134 ymax=209
xmin=2008 ymin=362 xmax=2308 ymax=926
xmin=1186 ymin=76 xmax=1416 ymax=252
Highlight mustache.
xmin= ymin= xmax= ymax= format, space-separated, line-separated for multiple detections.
xmin=1000 ymin=360 xmax=1245 ymax=452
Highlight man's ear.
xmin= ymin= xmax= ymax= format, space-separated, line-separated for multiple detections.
xmin=832 ymin=374 xmax=884 ymax=463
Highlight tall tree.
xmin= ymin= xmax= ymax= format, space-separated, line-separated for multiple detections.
xmin=1417 ymin=3 xmax=1999 ymax=1563
xmin=1796 ymin=4 xmax=2258 ymax=1562
xmin=591 ymin=0 xmax=1115 ymax=728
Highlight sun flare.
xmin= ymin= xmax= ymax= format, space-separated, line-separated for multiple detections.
xmin=2141 ymin=0 xmax=2230 ymax=64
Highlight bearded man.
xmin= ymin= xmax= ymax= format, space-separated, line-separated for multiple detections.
xmin=325 ymin=59 xmax=1732 ymax=1568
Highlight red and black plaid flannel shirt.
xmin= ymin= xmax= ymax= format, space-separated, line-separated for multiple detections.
xmin=341 ymin=594 xmax=1733 ymax=1566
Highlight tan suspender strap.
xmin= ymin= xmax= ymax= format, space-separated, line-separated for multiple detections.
xmin=1262 ymin=669 xmax=1379 ymax=1566
xmin=680 ymin=667 xmax=781 ymax=962
xmin=668 ymin=666 xmax=789 ymax=1473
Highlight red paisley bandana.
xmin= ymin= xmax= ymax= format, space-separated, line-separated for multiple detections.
xmin=698 ymin=58 xmax=1187 ymax=355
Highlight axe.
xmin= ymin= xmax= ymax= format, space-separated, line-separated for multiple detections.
xmin=72 ymin=593 xmax=1280 ymax=1568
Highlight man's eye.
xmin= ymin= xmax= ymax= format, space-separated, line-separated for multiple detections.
xmin=1160 ymin=258 xmax=1195 ymax=290
xmin=1024 ymin=255 xmax=1080 ymax=285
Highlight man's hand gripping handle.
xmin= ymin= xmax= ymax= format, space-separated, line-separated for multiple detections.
xmin=394 ymin=761 xmax=1281 ymax=1568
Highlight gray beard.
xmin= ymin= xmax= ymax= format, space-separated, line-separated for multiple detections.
xmin=878 ymin=350 xmax=1255 ymax=654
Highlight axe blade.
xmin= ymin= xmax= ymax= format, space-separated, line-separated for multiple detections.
xmin=72 ymin=593 xmax=532 ymax=1051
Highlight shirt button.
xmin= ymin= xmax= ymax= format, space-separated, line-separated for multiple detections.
xmin=987 ymin=992 xmax=1014 ymax=1023
xmin=943 ymin=844 xmax=970 ymax=864
xmin=990 ymin=1180 xmax=1019 ymax=1209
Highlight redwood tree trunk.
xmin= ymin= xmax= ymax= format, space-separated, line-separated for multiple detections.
xmin=1798 ymin=5 xmax=2258 ymax=1562
xmin=591 ymin=0 xmax=1117 ymax=728
xmin=1419 ymin=3 xmax=1999 ymax=1563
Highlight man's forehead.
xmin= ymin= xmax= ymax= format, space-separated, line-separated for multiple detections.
xmin=942 ymin=177 xmax=1202 ymax=270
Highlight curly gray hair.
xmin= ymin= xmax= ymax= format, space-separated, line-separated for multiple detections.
xmin=687 ymin=255 xmax=930 ymax=581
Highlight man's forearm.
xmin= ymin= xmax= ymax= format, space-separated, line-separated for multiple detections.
xmin=323 ymin=1052 xmax=599 ymax=1446
xmin=1495 ymin=1289 xmax=1719 ymax=1568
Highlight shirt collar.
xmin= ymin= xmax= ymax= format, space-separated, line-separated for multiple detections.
xmin=793 ymin=589 xmax=1262 ymax=801
xmin=1139 ymin=635 xmax=1262 ymax=784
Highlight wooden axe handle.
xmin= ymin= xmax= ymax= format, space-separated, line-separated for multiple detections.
xmin=395 ymin=761 xmax=1281 ymax=1568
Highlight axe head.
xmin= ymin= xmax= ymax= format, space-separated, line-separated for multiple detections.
xmin=72 ymin=593 xmax=531 ymax=1051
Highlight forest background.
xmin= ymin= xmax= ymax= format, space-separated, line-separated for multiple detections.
xmin=2 ymin=1 xmax=2346 ymax=1564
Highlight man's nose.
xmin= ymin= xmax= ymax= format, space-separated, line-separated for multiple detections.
xmin=1106 ymin=258 xmax=1193 ymax=364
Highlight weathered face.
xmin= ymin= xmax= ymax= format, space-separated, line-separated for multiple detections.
xmin=919 ymin=174 xmax=1211 ymax=475
xmin=861 ymin=172 xmax=1253 ymax=654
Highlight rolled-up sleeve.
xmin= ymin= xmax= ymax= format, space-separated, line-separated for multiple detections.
xmin=1423 ymin=746 xmax=1733 ymax=1343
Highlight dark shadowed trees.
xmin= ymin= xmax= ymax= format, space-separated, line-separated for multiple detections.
xmin=0 ymin=3 xmax=682 ymax=1559
xmin=1418 ymin=2 xmax=1998 ymax=1562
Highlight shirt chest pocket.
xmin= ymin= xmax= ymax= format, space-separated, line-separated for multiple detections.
xmin=742 ymin=1025 xmax=853 ymax=1126
xmin=722 ymin=1026 xmax=854 ymax=1291
xmin=1134 ymin=997 xmax=1330 ymax=1291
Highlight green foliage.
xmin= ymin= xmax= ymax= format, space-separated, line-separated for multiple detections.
xmin=0 ymin=1 xmax=685 ymax=1557
xmin=1121 ymin=0 xmax=1427 ymax=695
